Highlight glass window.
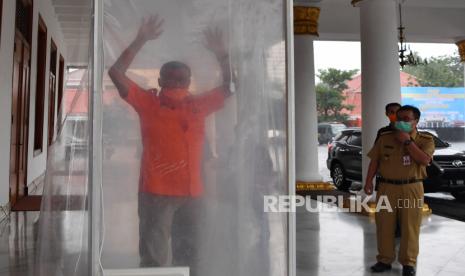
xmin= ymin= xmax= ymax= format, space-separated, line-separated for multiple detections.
xmin=334 ymin=132 xmax=349 ymax=142
xmin=331 ymin=124 xmax=346 ymax=135
xmin=347 ymin=133 xmax=362 ymax=146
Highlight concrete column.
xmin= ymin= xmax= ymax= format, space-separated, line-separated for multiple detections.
xmin=354 ymin=0 xmax=401 ymax=187
xmin=294 ymin=2 xmax=323 ymax=184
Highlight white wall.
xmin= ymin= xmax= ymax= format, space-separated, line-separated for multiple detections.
xmin=0 ymin=0 xmax=66 ymax=206
xmin=27 ymin=0 xmax=66 ymax=188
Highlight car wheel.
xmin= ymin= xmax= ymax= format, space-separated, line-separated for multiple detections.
xmin=451 ymin=191 xmax=465 ymax=202
xmin=331 ymin=163 xmax=351 ymax=191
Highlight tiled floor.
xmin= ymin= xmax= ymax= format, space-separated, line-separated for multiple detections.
xmin=1 ymin=199 xmax=465 ymax=275
xmin=296 ymin=201 xmax=465 ymax=276
xmin=0 ymin=211 xmax=39 ymax=276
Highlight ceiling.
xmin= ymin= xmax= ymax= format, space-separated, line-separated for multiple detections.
xmin=50 ymin=0 xmax=465 ymax=64
xmin=51 ymin=0 xmax=91 ymax=64
xmin=317 ymin=0 xmax=465 ymax=42
xmin=320 ymin=0 xmax=465 ymax=9
xmin=52 ymin=0 xmax=91 ymax=41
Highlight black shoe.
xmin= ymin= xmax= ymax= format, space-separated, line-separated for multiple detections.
xmin=403 ymin=265 xmax=416 ymax=276
xmin=370 ymin=262 xmax=392 ymax=272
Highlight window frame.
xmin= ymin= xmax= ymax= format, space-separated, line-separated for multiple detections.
xmin=57 ymin=55 xmax=65 ymax=131
xmin=33 ymin=15 xmax=47 ymax=155
xmin=47 ymin=38 xmax=57 ymax=146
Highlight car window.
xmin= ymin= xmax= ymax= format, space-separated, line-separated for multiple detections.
xmin=335 ymin=132 xmax=349 ymax=142
xmin=331 ymin=124 xmax=346 ymax=134
xmin=318 ymin=126 xmax=326 ymax=134
xmin=431 ymin=134 xmax=449 ymax=148
xmin=347 ymin=133 xmax=362 ymax=147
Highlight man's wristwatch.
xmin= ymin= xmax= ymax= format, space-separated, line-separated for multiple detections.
xmin=403 ymin=139 xmax=413 ymax=146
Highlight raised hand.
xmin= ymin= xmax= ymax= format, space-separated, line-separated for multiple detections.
xmin=395 ymin=130 xmax=411 ymax=144
xmin=203 ymin=27 xmax=227 ymax=58
xmin=108 ymin=15 xmax=164 ymax=98
xmin=136 ymin=15 xmax=164 ymax=42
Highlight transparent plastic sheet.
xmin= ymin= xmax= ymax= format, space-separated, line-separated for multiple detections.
xmin=34 ymin=69 xmax=91 ymax=275
xmin=35 ymin=0 xmax=93 ymax=273
xmin=101 ymin=1 xmax=289 ymax=276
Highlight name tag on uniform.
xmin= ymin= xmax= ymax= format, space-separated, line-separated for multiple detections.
xmin=403 ymin=155 xmax=411 ymax=166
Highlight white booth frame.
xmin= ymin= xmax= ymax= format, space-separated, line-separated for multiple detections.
xmin=88 ymin=0 xmax=296 ymax=275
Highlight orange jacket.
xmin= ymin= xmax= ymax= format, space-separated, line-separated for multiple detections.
xmin=124 ymin=83 xmax=225 ymax=197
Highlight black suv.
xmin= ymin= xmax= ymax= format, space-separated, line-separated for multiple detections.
xmin=326 ymin=128 xmax=465 ymax=202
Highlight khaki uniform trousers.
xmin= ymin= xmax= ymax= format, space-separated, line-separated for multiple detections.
xmin=375 ymin=182 xmax=424 ymax=266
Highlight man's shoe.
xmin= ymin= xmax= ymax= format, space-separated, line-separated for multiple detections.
xmin=402 ymin=265 xmax=416 ymax=276
xmin=370 ymin=262 xmax=392 ymax=272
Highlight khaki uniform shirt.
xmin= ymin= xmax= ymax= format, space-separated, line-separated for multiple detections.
xmin=367 ymin=131 xmax=435 ymax=180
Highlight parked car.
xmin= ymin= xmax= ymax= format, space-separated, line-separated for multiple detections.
xmin=318 ymin=122 xmax=346 ymax=145
xmin=326 ymin=128 xmax=465 ymax=202
xmin=64 ymin=115 xmax=88 ymax=160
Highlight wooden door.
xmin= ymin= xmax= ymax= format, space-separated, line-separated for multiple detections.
xmin=19 ymin=42 xmax=30 ymax=197
xmin=10 ymin=37 xmax=21 ymax=205
xmin=10 ymin=33 xmax=31 ymax=205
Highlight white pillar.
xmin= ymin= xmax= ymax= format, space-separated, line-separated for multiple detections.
xmin=294 ymin=3 xmax=323 ymax=183
xmin=356 ymin=0 xmax=401 ymax=186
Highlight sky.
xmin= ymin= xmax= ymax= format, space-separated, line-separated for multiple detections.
xmin=314 ymin=41 xmax=458 ymax=77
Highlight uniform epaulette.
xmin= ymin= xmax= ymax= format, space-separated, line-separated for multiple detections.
xmin=418 ymin=132 xmax=434 ymax=138
xmin=379 ymin=130 xmax=394 ymax=136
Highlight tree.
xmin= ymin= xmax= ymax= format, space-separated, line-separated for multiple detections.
xmin=402 ymin=52 xmax=464 ymax=87
xmin=318 ymin=68 xmax=358 ymax=91
xmin=316 ymin=68 xmax=357 ymax=122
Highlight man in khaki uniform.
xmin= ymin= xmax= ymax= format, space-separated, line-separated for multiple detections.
xmin=375 ymin=102 xmax=402 ymax=238
xmin=364 ymin=105 xmax=435 ymax=276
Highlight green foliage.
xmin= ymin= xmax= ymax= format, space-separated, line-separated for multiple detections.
xmin=402 ymin=53 xmax=464 ymax=87
xmin=318 ymin=68 xmax=359 ymax=91
xmin=316 ymin=68 xmax=357 ymax=122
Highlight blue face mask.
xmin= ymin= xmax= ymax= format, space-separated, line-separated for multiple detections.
xmin=395 ymin=121 xmax=413 ymax=133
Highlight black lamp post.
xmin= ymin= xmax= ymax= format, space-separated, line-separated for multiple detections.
xmin=398 ymin=3 xmax=424 ymax=68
